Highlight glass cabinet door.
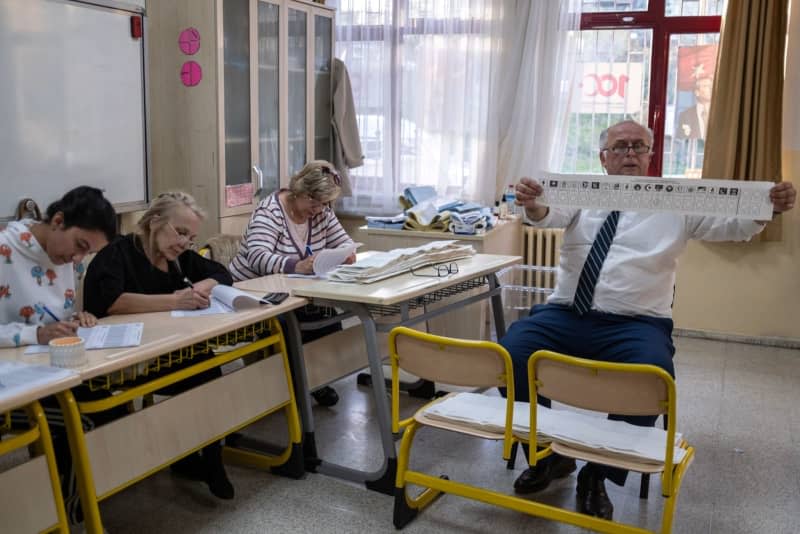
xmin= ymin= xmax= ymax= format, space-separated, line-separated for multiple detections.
xmin=314 ymin=14 xmax=333 ymax=163
xmin=257 ymin=1 xmax=280 ymax=197
xmin=287 ymin=7 xmax=307 ymax=176
xmin=222 ymin=0 xmax=251 ymax=189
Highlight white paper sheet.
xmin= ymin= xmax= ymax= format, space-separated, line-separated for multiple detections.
xmin=0 ymin=361 xmax=77 ymax=405
xmin=313 ymin=243 xmax=358 ymax=275
xmin=539 ymin=172 xmax=774 ymax=220
xmin=424 ymin=392 xmax=686 ymax=464
xmin=23 ymin=322 xmax=144 ymax=353
xmin=170 ymin=285 xmax=266 ymax=317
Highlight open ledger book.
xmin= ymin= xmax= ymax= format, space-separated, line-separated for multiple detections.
xmin=171 ymin=285 xmax=267 ymax=317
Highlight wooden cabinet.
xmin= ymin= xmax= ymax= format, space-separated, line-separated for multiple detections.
xmin=148 ymin=0 xmax=334 ymax=239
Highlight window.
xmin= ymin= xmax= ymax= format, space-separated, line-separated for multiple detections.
xmin=332 ymin=0 xmax=499 ymax=213
xmin=561 ymin=0 xmax=726 ymax=177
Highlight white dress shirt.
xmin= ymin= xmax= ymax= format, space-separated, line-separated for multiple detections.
xmin=525 ymin=208 xmax=765 ymax=318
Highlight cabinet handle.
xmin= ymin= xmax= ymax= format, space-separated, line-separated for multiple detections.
xmin=253 ymin=165 xmax=264 ymax=198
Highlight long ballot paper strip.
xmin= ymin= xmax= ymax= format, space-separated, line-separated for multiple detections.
xmin=423 ymin=392 xmax=686 ymax=464
xmin=540 ymin=172 xmax=773 ymax=220
xmin=326 ymin=240 xmax=475 ymax=283
xmin=0 ymin=361 xmax=77 ymax=405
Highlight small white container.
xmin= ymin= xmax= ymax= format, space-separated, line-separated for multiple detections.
xmin=49 ymin=336 xmax=87 ymax=368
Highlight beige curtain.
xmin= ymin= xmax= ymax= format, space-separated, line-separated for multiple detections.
xmin=703 ymin=0 xmax=788 ymax=240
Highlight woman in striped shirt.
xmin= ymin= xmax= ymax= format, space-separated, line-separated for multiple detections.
xmin=229 ymin=160 xmax=355 ymax=407
xmin=229 ymin=160 xmax=354 ymax=279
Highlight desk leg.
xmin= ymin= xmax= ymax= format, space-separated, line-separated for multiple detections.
xmin=56 ymin=390 xmax=103 ymax=534
xmin=315 ymin=307 xmax=397 ymax=495
xmin=284 ymin=310 xmax=320 ymax=471
xmin=489 ymin=273 xmax=507 ymax=340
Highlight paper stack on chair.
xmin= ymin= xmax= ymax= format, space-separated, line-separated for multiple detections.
xmin=423 ymin=392 xmax=686 ymax=464
xmin=326 ymin=240 xmax=475 ymax=283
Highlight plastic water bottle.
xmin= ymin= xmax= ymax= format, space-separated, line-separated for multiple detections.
xmin=505 ymin=184 xmax=517 ymax=216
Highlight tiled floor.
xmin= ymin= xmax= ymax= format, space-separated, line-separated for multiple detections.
xmin=98 ymin=336 xmax=800 ymax=533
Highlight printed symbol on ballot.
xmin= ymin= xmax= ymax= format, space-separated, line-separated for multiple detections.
xmin=550 ymin=180 xmax=559 ymax=187
xmin=719 ymin=187 xmax=728 ymax=195
xmin=634 ymin=184 xmax=642 ymax=191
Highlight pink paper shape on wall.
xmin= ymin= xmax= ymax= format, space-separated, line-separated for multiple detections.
xmin=179 ymin=27 xmax=201 ymax=55
xmin=226 ymin=183 xmax=255 ymax=208
xmin=180 ymin=61 xmax=202 ymax=87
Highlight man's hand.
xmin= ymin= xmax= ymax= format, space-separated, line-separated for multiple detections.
xmin=515 ymin=177 xmax=549 ymax=221
xmin=770 ymin=182 xmax=796 ymax=213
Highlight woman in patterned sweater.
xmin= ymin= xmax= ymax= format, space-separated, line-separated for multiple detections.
xmin=229 ymin=160 xmax=356 ymax=407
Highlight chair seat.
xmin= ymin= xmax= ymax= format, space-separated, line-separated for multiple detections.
xmin=550 ymin=441 xmax=666 ymax=474
xmin=415 ymin=393 xmax=509 ymax=440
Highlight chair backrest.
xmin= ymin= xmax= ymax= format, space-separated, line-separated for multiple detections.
xmin=201 ymin=233 xmax=242 ymax=270
xmin=530 ymin=351 xmax=672 ymax=417
xmin=390 ymin=327 xmax=512 ymax=389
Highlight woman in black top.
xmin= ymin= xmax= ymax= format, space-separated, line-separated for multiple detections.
xmin=84 ymin=192 xmax=235 ymax=500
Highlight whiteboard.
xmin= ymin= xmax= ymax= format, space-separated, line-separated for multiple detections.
xmin=0 ymin=0 xmax=148 ymax=219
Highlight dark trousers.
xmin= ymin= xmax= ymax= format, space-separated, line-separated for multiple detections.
xmin=500 ymin=303 xmax=675 ymax=485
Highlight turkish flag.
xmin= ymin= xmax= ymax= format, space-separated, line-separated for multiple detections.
xmin=677 ymin=44 xmax=718 ymax=90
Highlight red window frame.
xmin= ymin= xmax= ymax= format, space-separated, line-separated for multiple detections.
xmin=581 ymin=0 xmax=721 ymax=176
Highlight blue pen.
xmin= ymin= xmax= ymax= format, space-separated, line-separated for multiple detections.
xmin=305 ymin=245 xmax=313 ymax=258
xmin=41 ymin=305 xmax=61 ymax=323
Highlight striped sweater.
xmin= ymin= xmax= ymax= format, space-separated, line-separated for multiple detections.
xmin=229 ymin=190 xmax=353 ymax=280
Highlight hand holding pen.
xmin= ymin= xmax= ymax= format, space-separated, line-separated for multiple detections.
xmin=37 ymin=305 xmax=80 ymax=344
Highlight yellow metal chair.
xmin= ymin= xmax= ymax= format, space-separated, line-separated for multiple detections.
xmin=527 ymin=350 xmax=695 ymax=533
xmin=0 ymin=402 xmax=69 ymax=533
xmin=390 ymin=326 xmax=522 ymax=529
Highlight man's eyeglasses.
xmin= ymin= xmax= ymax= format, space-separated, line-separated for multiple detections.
xmin=411 ymin=262 xmax=459 ymax=278
xmin=604 ymin=142 xmax=651 ymax=156
xmin=166 ymin=221 xmax=196 ymax=250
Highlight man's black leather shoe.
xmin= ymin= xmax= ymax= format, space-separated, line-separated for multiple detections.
xmin=513 ymin=454 xmax=577 ymax=494
xmin=576 ymin=464 xmax=613 ymax=520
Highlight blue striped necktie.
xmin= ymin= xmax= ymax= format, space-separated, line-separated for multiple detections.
xmin=572 ymin=211 xmax=620 ymax=315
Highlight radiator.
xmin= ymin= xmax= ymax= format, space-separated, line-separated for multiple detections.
xmin=522 ymin=227 xmax=563 ymax=289
xmin=499 ymin=227 xmax=564 ymax=320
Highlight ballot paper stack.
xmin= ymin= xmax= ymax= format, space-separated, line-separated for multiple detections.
xmin=423 ymin=392 xmax=686 ymax=465
xmin=326 ymin=240 xmax=475 ymax=283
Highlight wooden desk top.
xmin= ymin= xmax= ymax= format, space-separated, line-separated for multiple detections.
xmin=291 ymin=253 xmax=521 ymax=306
xmin=0 ymin=291 xmax=307 ymax=382
xmin=0 ymin=365 xmax=81 ymax=413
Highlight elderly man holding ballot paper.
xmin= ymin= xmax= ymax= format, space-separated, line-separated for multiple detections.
xmin=500 ymin=120 xmax=795 ymax=519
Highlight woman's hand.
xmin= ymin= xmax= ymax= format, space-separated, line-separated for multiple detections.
xmin=295 ymin=254 xmax=316 ymax=274
xmin=74 ymin=311 xmax=97 ymax=328
xmin=344 ymin=252 xmax=356 ymax=265
xmin=172 ymin=287 xmax=210 ymax=310
xmin=37 ymin=321 xmax=79 ymax=344
xmin=192 ymin=278 xmax=218 ymax=299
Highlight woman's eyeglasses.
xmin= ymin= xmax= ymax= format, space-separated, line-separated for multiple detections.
xmin=410 ymin=262 xmax=459 ymax=278
xmin=166 ymin=221 xmax=197 ymax=250
xmin=322 ymin=166 xmax=341 ymax=186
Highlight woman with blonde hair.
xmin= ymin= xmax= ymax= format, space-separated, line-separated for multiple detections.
xmin=229 ymin=160 xmax=356 ymax=406
xmin=83 ymin=191 xmax=235 ymax=499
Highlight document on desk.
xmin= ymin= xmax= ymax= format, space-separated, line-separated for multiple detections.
xmin=171 ymin=285 xmax=267 ymax=317
xmin=326 ymin=240 xmax=475 ymax=283
xmin=312 ymin=242 xmax=360 ymax=276
xmin=539 ymin=172 xmax=774 ymax=220
xmin=23 ymin=323 xmax=144 ymax=354
xmin=0 ymin=361 xmax=77 ymax=403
